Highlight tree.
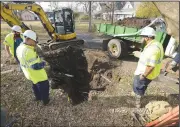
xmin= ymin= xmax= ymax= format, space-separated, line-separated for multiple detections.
xmin=136 ymin=2 xmax=161 ymax=18
xmin=48 ymin=2 xmax=60 ymax=11
xmin=77 ymin=2 xmax=99 ymax=14
xmin=77 ymin=2 xmax=89 ymax=14
xmin=91 ymin=2 xmax=99 ymax=13
xmin=111 ymin=2 xmax=115 ymax=24
xmin=99 ymin=2 xmax=115 ymax=22
xmin=88 ymin=1 xmax=92 ymax=32
xmin=67 ymin=2 xmax=73 ymax=10
xmin=74 ymin=3 xmax=79 ymax=12
xmin=76 ymin=2 xmax=98 ymax=32
xmin=74 ymin=12 xmax=80 ymax=19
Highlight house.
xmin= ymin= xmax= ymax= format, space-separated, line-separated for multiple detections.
xmin=99 ymin=2 xmax=138 ymax=21
xmin=113 ymin=2 xmax=135 ymax=21
xmin=21 ymin=11 xmax=39 ymax=21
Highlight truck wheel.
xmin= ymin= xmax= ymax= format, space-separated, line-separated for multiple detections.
xmin=107 ymin=39 xmax=127 ymax=59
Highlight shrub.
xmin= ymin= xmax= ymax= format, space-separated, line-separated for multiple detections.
xmin=80 ymin=15 xmax=89 ymax=20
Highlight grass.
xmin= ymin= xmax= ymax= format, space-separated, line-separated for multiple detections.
xmin=1 ymin=20 xmax=101 ymax=42
xmin=75 ymin=22 xmax=89 ymax=31
xmin=1 ymin=21 xmax=92 ymax=40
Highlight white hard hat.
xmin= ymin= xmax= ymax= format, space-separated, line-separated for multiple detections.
xmin=140 ymin=26 xmax=156 ymax=37
xmin=11 ymin=25 xmax=22 ymax=33
xmin=23 ymin=30 xmax=37 ymax=42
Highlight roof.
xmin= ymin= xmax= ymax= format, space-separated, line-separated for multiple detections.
xmin=130 ymin=2 xmax=134 ymax=7
xmin=99 ymin=1 xmax=135 ymax=12
xmin=115 ymin=2 xmax=126 ymax=10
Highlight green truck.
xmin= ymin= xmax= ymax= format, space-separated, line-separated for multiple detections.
xmin=96 ymin=22 xmax=174 ymax=59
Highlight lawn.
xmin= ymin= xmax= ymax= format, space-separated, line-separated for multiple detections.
xmin=1 ymin=20 xmax=95 ymax=41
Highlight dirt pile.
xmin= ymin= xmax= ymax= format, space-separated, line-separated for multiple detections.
xmin=85 ymin=50 xmax=113 ymax=89
xmin=116 ymin=17 xmax=151 ymax=28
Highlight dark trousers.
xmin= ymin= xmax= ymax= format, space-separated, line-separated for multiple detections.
xmin=14 ymin=56 xmax=22 ymax=71
xmin=133 ymin=75 xmax=152 ymax=96
xmin=32 ymin=80 xmax=50 ymax=104
xmin=14 ymin=56 xmax=19 ymax=63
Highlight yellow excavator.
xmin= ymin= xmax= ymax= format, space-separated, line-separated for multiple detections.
xmin=1 ymin=2 xmax=83 ymax=43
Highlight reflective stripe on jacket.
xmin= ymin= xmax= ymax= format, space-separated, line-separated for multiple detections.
xmin=16 ymin=43 xmax=48 ymax=84
xmin=134 ymin=40 xmax=164 ymax=80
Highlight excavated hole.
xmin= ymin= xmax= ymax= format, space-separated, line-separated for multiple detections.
xmin=38 ymin=44 xmax=115 ymax=105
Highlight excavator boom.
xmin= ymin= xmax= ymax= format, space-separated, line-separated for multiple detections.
xmin=1 ymin=3 xmax=30 ymax=32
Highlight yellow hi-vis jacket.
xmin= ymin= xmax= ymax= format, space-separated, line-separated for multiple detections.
xmin=3 ymin=33 xmax=23 ymax=57
xmin=16 ymin=43 xmax=48 ymax=84
xmin=134 ymin=40 xmax=164 ymax=80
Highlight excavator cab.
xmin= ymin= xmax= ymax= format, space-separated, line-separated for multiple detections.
xmin=54 ymin=8 xmax=75 ymax=35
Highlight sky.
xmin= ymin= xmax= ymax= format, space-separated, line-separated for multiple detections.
xmin=38 ymin=2 xmax=84 ymax=11
xmin=37 ymin=2 xmax=140 ymax=13
xmin=38 ymin=2 xmax=50 ymax=10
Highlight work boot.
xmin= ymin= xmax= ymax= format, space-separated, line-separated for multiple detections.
xmin=43 ymin=99 xmax=50 ymax=106
xmin=135 ymin=94 xmax=142 ymax=108
xmin=33 ymin=98 xmax=41 ymax=101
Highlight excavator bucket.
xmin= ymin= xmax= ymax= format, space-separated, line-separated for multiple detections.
xmin=37 ymin=39 xmax=90 ymax=105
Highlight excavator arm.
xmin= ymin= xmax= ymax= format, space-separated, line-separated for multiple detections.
xmin=1 ymin=2 xmax=56 ymax=40
xmin=1 ymin=2 xmax=76 ymax=41
xmin=0 ymin=3 xmax=30 ymax=32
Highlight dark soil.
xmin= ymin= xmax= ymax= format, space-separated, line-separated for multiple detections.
xmin=1 ymin=33 xmax=179 ymax=126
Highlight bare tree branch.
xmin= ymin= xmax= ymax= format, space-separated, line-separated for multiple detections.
xmin=48 ymin=2 xmax=60 ymax=11
xmin=77 ymin=2 xmax=90 ymax=13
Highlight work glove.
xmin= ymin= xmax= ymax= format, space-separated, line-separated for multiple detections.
xmin=133 ymin=51 xmax=141 ymax=58
xmin=42 ymin=59 xmax=49 ymax=66
xmin=30 ymin=61 xmax=46 ymax=70
xmin=41 ymin=61 xmax=46 ymax=67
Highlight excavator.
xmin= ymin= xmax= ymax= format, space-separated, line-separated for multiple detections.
xmin=1 ymin=2 xmax=81 ymax=41
xmin=1 ymin=2 xmax=89 ymax=105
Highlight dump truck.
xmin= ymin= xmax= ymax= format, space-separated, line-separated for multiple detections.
xmin=96 ymin=19 xmax=178 ymax=60
xmin=96 ymin=2 xmax=179 ymax=78
xmin=96 ymin=2 xmax=179 ymax=126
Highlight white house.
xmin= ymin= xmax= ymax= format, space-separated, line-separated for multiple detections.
xmin=101 ymin=2 xmax=136 ymax=21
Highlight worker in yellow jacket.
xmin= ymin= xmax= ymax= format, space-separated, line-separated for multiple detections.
xmin=133 ymin=27 xmax=164 ymax=108
xmin=16 ymin=30 xmax=50 ymax=105
xmin=3 ymin=25 xmax=23 ymax=64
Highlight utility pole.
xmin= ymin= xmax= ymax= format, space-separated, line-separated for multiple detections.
xmin=88 ymin=1 xmax=92 ymax=32
xmin=111 ymin=2 xmax=114 ymax=24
